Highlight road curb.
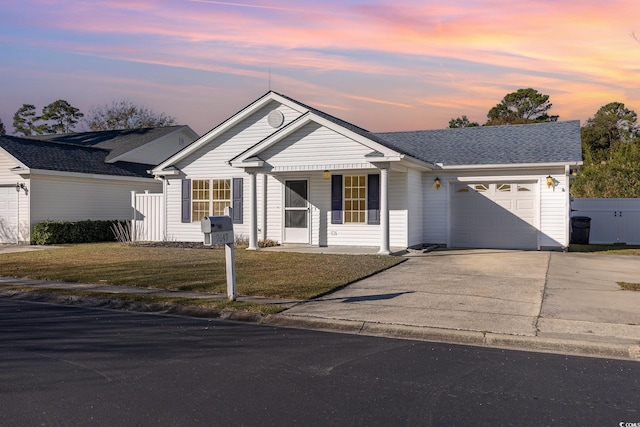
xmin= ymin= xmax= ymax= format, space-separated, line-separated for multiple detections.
xmin=4 ymin=289 xmax=639 ymax=362
xmin=263 ymin=314 xmax=640 ymax=362
xmin=0 ymin=290 xmax=263 ymax=322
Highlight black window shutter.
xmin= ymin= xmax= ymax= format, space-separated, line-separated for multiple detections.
xmin=367 ymin=174 xmax=380 ymax=225
xmin=181 ymin=179 xmax=191 ymax=223
xmin=331 ymin=174 xmax=343 ymax=224
xmin=232 ymin=178 xmax=243 ymax=224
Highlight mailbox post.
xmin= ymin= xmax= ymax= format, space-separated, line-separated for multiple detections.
xmin=201 ymin=210 xmax=236 ymax=301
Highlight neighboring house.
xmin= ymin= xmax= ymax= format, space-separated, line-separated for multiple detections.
xmin=0 ymin=125 xmax=198 ymax=244
xmin=151 ymin=92 xmax=582 ymax=252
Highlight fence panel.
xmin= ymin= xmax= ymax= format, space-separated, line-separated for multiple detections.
xmin=571 ymin=198 xmax=640 ymax=244
xmin=132 ymin=191 xmax=164 ymax=242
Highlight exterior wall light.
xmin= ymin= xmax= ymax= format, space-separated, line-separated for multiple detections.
xmin=323 ymin=170 xmax=330 ymax=180
xmin=433 ymin=177 xmax=441 ymax=190
xmin=546 ymin=175 xmax=554 ymax=188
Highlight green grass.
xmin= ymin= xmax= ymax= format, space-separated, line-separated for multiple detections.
xmin=0 ymin=243 xmax=404 ymax=300
xmin=618 ymin=282 xmax=640 ymax=291
xmin=569 ymin=244 xmax=640 ymax=255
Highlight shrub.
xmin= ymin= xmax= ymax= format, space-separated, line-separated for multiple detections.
xmin=31 ymin=220 xmax=128 ymax=245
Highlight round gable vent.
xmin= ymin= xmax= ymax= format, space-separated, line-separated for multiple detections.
xmin=267 ymin=110 xmax=284 ymax=128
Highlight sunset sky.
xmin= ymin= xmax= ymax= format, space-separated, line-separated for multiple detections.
xmin=1 ymin=0 xmax=639 ymax=136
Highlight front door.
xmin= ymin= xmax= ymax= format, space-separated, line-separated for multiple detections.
xmin=283 ymin=180 xmax=309 ymax=244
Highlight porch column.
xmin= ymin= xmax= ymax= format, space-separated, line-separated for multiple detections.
xmin=378 ymin=165 xmax=390 ymax=255
xmin=248 ymin=170 xmax=258 ymax=250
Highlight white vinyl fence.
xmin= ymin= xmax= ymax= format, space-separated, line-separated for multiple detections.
xmin=571 ymin=198 xmax=640 ymax=245
xmin=131 ymin=191 xmax=164 ymax=242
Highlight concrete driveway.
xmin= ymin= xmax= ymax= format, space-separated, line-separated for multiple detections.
xmin=284 ymin=249 xmax=550 ymax=337
xmin=282 ymin=249 xmax=640 ymax=349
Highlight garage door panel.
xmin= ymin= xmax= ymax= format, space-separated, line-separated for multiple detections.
xmin=451 ymin=182 xmax=538 ymax=250
xmin=0 ymin=187 xmax=18 ymax=244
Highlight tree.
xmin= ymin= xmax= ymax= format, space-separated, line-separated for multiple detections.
xmin=39 ymin=99 xmax=84 ymax=134
xmin=485 ymin=88 xmax=558 ymax=126
xmin=0 ymin=118 xmax=6 ymax=136
xmin=84 ymin=100 xmax=176 ymax=131
xmin=571 ymin=102 xmax=640 ymax=198
xmin=13 ymin=104 xmax=42 ymax=136
xmin=449 ymin=115 xmax=479 ymax=128
xmin=580 ymin=102 xmax=638 ymax=162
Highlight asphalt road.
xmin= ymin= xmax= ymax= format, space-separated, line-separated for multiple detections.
xmin=1 ymin=299 xmax=639 ymax=426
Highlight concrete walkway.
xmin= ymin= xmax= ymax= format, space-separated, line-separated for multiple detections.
xmin=2 ymin=245 xmax=640 ymax=360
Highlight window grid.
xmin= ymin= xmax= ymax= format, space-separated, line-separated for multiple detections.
xmin=192 ymin=180 xmax=210 ymax=221
xmin=212 ymin=179 xmax=231 ymax=216
xmin=344 ymin=175 xmax=366 ymax=223
xmin=191 ymin=179 xmax=231 ymax=221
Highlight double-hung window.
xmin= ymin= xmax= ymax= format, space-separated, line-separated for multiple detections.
xmin=343 ymin=175 xmax=367 ymax=223
xmin=191 ymin=179 xmax=231 ymax=221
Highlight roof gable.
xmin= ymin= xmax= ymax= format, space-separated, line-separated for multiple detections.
xmin=154 ymin=92 xmax=307 ymax=173
xmin=230 ymin=111 xmax=403 ymax=167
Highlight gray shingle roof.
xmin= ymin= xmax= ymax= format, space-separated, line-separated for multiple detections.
xmin=29 ymin=126 xmax=185 ymax=162
xmin=0 ymin=136 xmax=154 ymax=178
xmin=277 ymin=92 xmax=582 ymax=166
xmin=375 ymin=121 xmax=582 ymax=166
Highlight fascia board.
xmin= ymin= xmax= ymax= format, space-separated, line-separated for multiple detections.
xmin=151 ymin=167 xmax=180 ymax=176
xmin=154 ymin=92 xmax=306 ymax=171
xmin=25 ymin=168 xmax=157 ymax=183
xmin=440 ymin=161 xmax=583 ymax=171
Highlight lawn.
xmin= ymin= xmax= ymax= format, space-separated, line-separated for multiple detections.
xmin=0 ymin=243 xmax=404 ymax=300
xmin=568 ymin=244 xmax=640 ymax=255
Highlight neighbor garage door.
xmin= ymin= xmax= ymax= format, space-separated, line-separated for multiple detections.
xmin=451 ymin=182 xmax=538 ymax=250
xmin=0 ymin=186 xmax=18 ymax=244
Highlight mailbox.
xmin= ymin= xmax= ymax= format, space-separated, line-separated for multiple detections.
xmin=202 ymin=216 xmax=234 ymax=246
xmin=201 ymin=215 xmax=233 ymax=233
xmin=201 ymin=214 xmax=237 ymax=301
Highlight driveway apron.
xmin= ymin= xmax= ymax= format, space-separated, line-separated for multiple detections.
xmin=283 ymin=250 xmax=549 ymax=336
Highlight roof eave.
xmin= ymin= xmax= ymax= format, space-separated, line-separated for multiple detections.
xmin=439 ymin=161 xmax=583 ymax=171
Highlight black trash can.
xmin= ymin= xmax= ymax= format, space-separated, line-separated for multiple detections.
xmin=570 ymin=216 xmax=591 ymax=244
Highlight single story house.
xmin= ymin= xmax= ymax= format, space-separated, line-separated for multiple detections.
xmin=0 ymin=125 xmax=198 ymax=243
xmin=151 ymin=92 xmax=582 ymax=252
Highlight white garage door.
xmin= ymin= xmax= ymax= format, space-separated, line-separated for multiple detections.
xmin=0 ymin=186 xmax=19 ymax=244
xmin=451 ymin=182 xmax=538 ymax=250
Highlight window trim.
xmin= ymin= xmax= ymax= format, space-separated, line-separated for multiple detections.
xmin=190 ymin=178 xmax=233 ymax=222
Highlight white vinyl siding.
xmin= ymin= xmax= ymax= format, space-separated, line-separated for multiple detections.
xmin=179 ymin=103 xmax=301 ymax=174
xmin=326 ymin=170 xmax=406 ymax=248
xmin=164 ymin=103 xmax=302 ymax=241
xmin=30 ymin=175 xmax=161 ymax=224
xmin=407 ymin=168 xmax=423 ymax=247
xmin=260 ymin=122 xmax=377 ymax=170
xmin=422 ymin=174 xmax=448 ymax=245
xmin=539 ymin=173 xmax=570 ymax=248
